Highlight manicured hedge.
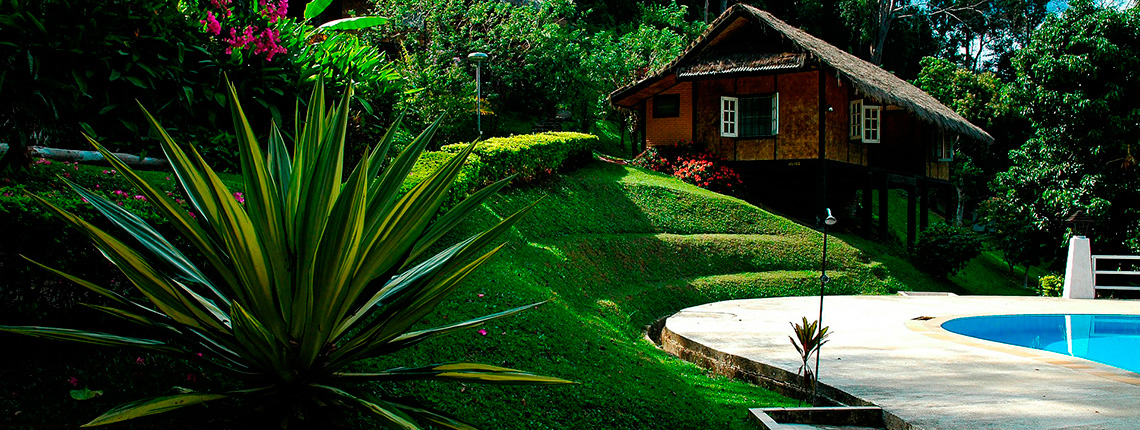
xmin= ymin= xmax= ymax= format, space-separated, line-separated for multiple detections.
xmin=398 ymin=151 xmax=483 ymax=211
xmin=440 ymin=132 xmax=599 ymax=186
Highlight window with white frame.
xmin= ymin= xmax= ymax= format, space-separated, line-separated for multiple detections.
xmin=933 ymin=131 xmax=954 ymax=161
xmin=862 ymin=104 xmax=881 ymax=143
xmin=721 ymin=94 xmax=778 ymax=138
xmin=720 ymin=96 xmax=738 ymax=137
xmin=849 ymin=99 xmax=862 ymax=139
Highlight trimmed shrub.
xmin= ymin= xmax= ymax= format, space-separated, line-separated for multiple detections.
xmin=399 ymin=151 xmax=483 ymax=211
xmin=913 ymin=223 xmax=983 ymax=278
xmin=1037 ymin=274 xmax=1064 ymax=297
xmin=441 ymin=132 xmax=598 ymax=186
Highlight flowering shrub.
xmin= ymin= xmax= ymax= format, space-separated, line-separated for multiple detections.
xmin=632 ymin=142 xmax=744 ymax=195
xmin=631 ymin=147 xmax=672 ymax=173
xmin=198 ymin=0 xmax=290 ymax=61
xmin=671 ymin=157 xmax=743 ymax=195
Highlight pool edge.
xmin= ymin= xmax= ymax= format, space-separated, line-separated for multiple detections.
xmin=908 ymin=314 xmax=1140 ymax=387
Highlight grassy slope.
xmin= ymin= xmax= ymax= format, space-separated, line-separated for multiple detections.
xmin=360 ymin=161 xmax=912 ymax=430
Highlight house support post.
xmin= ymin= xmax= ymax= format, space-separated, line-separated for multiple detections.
xmin=862 ymin=171 xmax=873 ymax=235
xmin=918 ymin=179 xmax=930 ymax=232
xmin=906 ymin=185 xmax=918 ymax=252
xmin=877 ymin=172 xmax=889 ymax=240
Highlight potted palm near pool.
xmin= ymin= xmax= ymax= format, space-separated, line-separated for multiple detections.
xmin=0 ymin=80 xmax=572 ymax=428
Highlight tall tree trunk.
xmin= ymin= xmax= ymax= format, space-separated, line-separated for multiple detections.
xmin=870 ymin=0 xmax=895 ymax=65
xmin=955 ymin=185 xmax=966 ymax=227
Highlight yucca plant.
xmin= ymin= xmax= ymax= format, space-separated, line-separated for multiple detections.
xmin=0 ymin=80 xmax=573 ymax=428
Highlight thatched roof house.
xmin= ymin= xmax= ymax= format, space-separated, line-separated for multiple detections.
xmin=611 ymin=4 xmax=992 ymax=145
xmin=610 ymin=4 xmax=991 ymax=245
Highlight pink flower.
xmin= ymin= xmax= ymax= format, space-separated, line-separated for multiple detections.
xmin=259 ymin=0 xmax=289 ymax=23
xmin=251 ymin=28 xmax=287 ymax=61
xmin=134 ymin=195 xmax=146 ymax=201
xmin=135 ymin=357 xmax=145 ymax=365
xmin=477 ymin=329 xmax=488 ymax=336
xmin=233 ymin=192 xmax=245 ymax=204
xmin=188 ymin=211 xmax=196 ymax=219
xmin=477 ymin=293 xmax=484 ymax=297
xmin=81 ymin=197 xmax=88 ymax=203
xmin=200 ymin=11 xmax=222 ymax=36
xmin=224 ymin=26 xmax=258 ymax=54
xmin=67 ymin=376 xmax=79 ymax=387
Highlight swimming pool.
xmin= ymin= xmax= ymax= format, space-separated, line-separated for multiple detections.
xmin=942 ymin=314 xmax=1140 ymax=374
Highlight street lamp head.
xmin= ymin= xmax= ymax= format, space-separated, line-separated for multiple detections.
xmin=824 ymin=208 xmax=837 ymax=226
xmin=467 ymin=52 xmax=488 ymax=63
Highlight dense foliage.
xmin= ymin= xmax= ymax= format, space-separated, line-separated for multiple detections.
xmin=913 ymin=222 xmax=983 ymax=278
xmin=0 ymin=82 xmax=572 ymax=427
xmin=1036 ymin=274 xmax=1063 ymax=297
xmin=992 ymin=0 xmax=1140 ymax=254
xmin=0 ymin=0 xmax=401 ymax=172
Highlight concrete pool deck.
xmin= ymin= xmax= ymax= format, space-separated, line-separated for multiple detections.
xmin=662 ymin=295 xmax=1140 ymax=429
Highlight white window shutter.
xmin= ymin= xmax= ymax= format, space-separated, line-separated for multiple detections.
xmin=862 ymin=105 xmax=881 ymax=143
xmin=771 ymin=93 xmax=779 ymax=135
xmin=849 ymin=100 xmax=862 ymax=139
xmin=720 ymin=96 xmax=738 ymax=137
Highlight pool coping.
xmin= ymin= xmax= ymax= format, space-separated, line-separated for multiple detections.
xmin=663 ymin=295 xmax=1140 ymax=430
xmin=909 ymin=314 xmax=1140 ymax=387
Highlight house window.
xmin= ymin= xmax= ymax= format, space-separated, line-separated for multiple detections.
xmin=849 ymin=100 xmax=862 ymax=139
xmin=721 ymin=94 xmax=778 ymax=138
xmin=653 ymin=94 xmax=680 ymax=118
xmin=862 ymin=105 xmax=881 ymax=143
xmin=933 ymin=131 xmax=954 ymax=161
xmin=720 ymin=96 xmax=738 ymax=137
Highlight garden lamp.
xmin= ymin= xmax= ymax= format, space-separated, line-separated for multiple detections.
xmin=468 ymin=52 xmax=488 ymax=136
xmin=815 ymin=207 xmax=836 ymax=404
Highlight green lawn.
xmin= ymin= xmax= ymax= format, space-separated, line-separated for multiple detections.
xmin=0 ymin=159 xmax=1017 ymax=429
xmin=356 ymin=162 xmax=908 ymax=429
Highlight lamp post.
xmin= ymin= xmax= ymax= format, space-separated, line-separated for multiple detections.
xmin=467 ymin=52 xmax=488 ymax=136
xmin=814 ymin=207 xmax=837 ymax=405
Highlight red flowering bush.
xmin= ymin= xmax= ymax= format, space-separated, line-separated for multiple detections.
xmin=632 ymin=142 xmax=744 ymax=195
xmin=672 ymin=157 xmax=743 ymax=194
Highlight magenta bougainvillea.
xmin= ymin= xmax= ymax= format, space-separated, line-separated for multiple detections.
xmin=198 ymin=0 xmax=289 ymax=61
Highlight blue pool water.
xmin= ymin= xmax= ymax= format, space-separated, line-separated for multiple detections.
xmin=942 ymin=314 xmax=1140 ymax=374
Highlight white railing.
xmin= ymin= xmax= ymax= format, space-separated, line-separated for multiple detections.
xmin=1092 ymin=255 xmax=1140 ymax=292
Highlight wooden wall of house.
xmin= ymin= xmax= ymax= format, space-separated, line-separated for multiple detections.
xmin=870 ymin=109 xmax=949 ymax=181
xmin=693 ymin=71 xmax=821 ymax=161
xmin=645 ymin=82 xmax=693 ymax=147
xmin=826 ymin=73 xmax=867 ymax=166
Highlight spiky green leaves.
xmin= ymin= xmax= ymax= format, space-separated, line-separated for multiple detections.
xmin=0 ymin=79 xmax=571 ymax=427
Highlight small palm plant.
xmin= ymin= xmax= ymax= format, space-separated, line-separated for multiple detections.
xmin=789 ymin=317 xmax=830 ymax=396
xmin=0 ymin=80 xmax=572 ymax=427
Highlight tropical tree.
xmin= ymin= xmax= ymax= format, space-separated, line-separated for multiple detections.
xmin=0 ymin=80 xmax=572 ymax=427
xmin=993 ymin=0 xmax=1140 ymax=254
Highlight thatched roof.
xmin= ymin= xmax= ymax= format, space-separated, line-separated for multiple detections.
xmin=678 ymin=52 xmax=807 ymax=77
xmin=610 ymin=5 xmax=993 ymax=144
